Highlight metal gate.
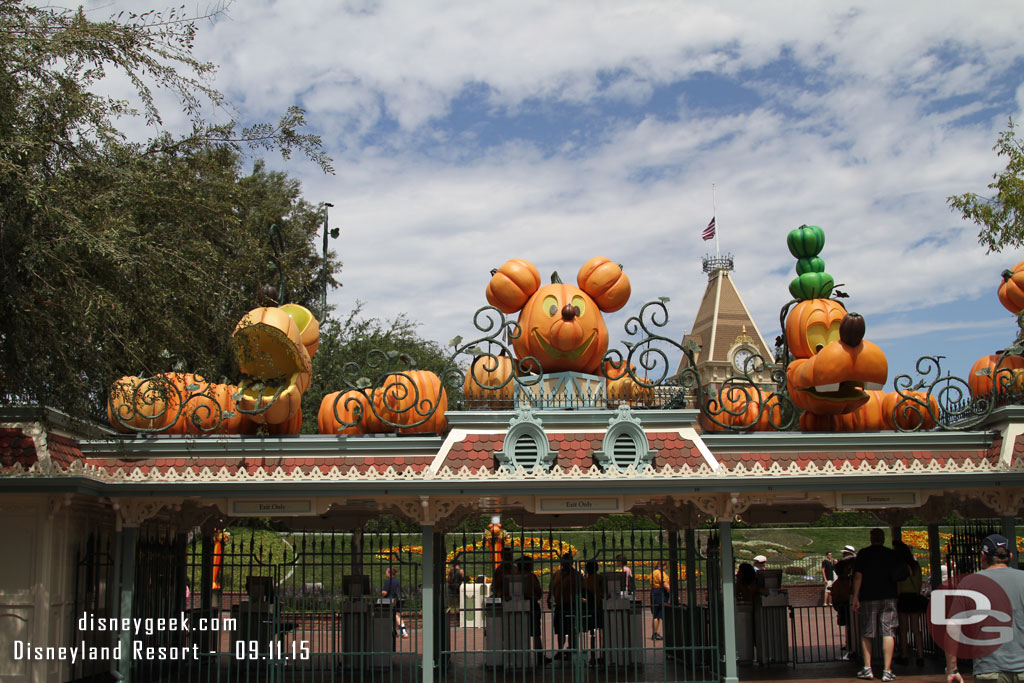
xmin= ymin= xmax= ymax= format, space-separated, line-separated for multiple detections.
xmin=125 ymin=522 xmax=424 ymax=683
xmin=438 ymin=524 xmax=722 ymax=683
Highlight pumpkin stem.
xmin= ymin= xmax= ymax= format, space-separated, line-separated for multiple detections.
xmin=1003 ymin=269 xmax=1014 ymax=281
xmin=490 ymin=268 xmax=498 ymax=276
xmin=551 ymin=271 xmax=562 ymax=284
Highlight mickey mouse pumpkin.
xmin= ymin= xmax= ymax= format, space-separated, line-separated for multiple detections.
xmin=486 ymin=257 xmax=630 ymax=375
xmin=782 ymin=226 xmax=888 ymax=421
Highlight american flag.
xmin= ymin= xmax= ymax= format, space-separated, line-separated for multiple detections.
xmin=702 ymin=216 xmax=716 ymax=241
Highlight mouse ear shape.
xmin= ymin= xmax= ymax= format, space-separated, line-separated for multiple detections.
xmin=486 ymin=259 xmax=541 ymax=314
xmin=578 ymin=257 xmax=631 ymax=312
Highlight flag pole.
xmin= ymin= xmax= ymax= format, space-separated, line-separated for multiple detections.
xmin=712 ymin=183 xmax=720 ymax=258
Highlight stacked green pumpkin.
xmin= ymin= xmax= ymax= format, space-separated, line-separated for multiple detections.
xmin=787 ymin=224 xmax=833 ymax=300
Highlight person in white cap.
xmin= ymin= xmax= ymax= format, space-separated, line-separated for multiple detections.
xmin=831 ymin=545 xmax=858 ymax=660
xmin=944 ymin=533 xmax=1024 ymax=683
xmin=752 ymin=555 xmax=767 ymax=571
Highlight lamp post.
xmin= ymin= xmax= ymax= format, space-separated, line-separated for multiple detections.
xmin=321 ymin=202 xmax=335 ymax=319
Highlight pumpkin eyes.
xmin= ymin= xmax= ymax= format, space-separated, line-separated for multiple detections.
xmin=806 ymin=322 xmax=841 ymax=355
xmin=543 ymin=295 xmax=558 ymax=316
xmin=571 ymin=295 xmax=586 ymax=317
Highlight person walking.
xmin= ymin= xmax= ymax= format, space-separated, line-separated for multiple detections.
xmin=650 ymin=560 xmax=669 ymax=641
xmin=852 ymin=529 xmax=907 ymax=682
xmin=822 ymin=551 xmax=836 ymax=606
xmin=517 ymin=555 xmax=550 ymax=667
xmin=548 ymin=553 xmax=583 ymax=660
xmin=944 ymin=534 xmax=1024 ymax=683
xmin=832 ymin=545 xmax=859 ymax=660
xmin=382 ymin=566 xmax=409 ymax=639
xmin=582 ymin=559 xmax=605 ymax=666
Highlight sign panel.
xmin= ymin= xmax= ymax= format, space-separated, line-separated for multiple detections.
xmin=838 ymin=491 xmax=918 ymax=509
xmin=536 ymin=496 xmax=623 ymax=514
xmin=230 ymin=499 xmax=313 ymax=516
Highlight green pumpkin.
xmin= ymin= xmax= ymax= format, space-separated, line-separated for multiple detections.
xmin=786 ymin=225 xmax=826 ymax=259
xmin=795 ymin=256 xmax=826 ymax=275
xmin=789 ymin=272 xmax=834 ymax=300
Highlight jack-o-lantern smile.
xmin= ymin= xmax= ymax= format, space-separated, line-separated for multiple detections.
xmin=785 ymin=302 xmax=887 ymax=415
xmin=531 ymin=328 xmax=597 ymax=360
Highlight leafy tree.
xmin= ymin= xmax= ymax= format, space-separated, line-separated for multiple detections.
xmin=0 ymin=2 xmax=338 ymax=417
xmin=305 ymin=304 xmax=464 ymax=433
xmin=949 ymin=119 xmax=1024 ymax=253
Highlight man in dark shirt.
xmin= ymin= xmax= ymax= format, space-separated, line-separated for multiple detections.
xmin=822 ymin=551 xmax=836 ymax=606
xmin=852 ymin=528 xmax=904 ymax=682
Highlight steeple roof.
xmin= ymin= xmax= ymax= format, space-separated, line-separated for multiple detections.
xmin=677 ymin=256 xmax=774 ymax=372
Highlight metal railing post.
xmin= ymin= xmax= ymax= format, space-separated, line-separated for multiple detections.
xmin=927 ymin=523 xmax=942 ymax=589
xmin=115 ymin=526 xmax=139 ymax=683
xmin=718 ymin=520 xmax=738 ymax=683
xmin=1002 ymin=516 xmax=1018 ymax=568
xmin=422 ymin=523 xmax=435 ymax=683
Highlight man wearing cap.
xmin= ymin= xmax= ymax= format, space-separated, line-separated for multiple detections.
xmin=753 ymin=555 xmax=767 ymax=571
xmin=852 ymin=528 xmax=906 ymax=682
xmin=944 ymin=534 xmax=1024 ymax=683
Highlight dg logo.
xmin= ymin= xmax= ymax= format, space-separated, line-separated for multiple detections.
xmin=928 ymin=573 xmax=1013 ymax=659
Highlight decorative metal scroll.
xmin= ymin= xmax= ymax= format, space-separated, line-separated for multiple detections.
xmin=107 ymin=374 xmax=245 ymax=435
xmin=321 ymin=305 xmax=544 ymax=433
xmin=600 ymin=298 xmax=797 ymax=432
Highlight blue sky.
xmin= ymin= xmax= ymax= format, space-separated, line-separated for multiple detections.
xmin=79 ymin=0 xmax=1024 ymax=389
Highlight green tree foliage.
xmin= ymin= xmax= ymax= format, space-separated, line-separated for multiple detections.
xmin=949 ymin=119 xmax=1024 ymax=253
xmin=0 ymin=2 xmax=338 ymax=417
xmin=305 ymin=304 xmax=463 ymax=433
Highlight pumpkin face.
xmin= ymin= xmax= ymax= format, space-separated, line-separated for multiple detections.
xmin=785 ymin=299 xmax=847 ymax=358
xmin=786 ymin=300 xmax=888 ymax=416
xmin=968 ymin=354 xmax=1024 ymax=396
xmin=464 ymin=354 xmax=515 ymax=409
xmin=486 ymin=259 xmax=541 ymax=314
xmin=514 ymin=283 xmax=608 ymax=374
xmin=232 ymin=306 xmax=312 ymax=425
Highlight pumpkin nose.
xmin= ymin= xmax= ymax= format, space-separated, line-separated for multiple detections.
xmin=839 ymin=312 xmax=865 ymax=346
xmin=561 ymin=304 xmax=577 ymax=321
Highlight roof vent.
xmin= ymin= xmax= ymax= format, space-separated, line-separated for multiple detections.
xmin=595 ymin=405 xmax=657 ymax=472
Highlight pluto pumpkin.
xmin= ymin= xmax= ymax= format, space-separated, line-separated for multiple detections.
xmin=486 ymin=257 xmax=630 ymax=375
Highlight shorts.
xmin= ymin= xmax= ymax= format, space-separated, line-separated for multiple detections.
xmin=825 ymin=579 xmax=834 ymax=591
xmin=975 ymin=674 xmax=1024 ymax=682
xmin=859 ymin=598 xmax=897 ymax=639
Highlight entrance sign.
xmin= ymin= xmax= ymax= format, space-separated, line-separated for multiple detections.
xmin=837 ymin=491 xmax=918 ymax=509
xmin=537 ymin=496 xmax=623 ymax=514
xmin=230 ymin=499 xmax=313 ymax=516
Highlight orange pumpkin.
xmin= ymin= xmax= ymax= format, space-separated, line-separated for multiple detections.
xmin=464 ymin=354 xmax=516 ymax=409
xmin=161 ymin=373 xmax=211 ymax=434
xmin=968 ymin=353 xmax=1024 ymax=396
xmin=998 ymin=260 xmax=1024 ymax=314
xmin=604 ymin=362 xmax=654 ymax=408
xmin=232 ymin=306 xmax=312 ymax=425
xmin=107 ymin=375 xmax=175 ymax=432
xmin=701 ymin=385 xmax=780 ymax=432
xmin=486 ymin=259 xmax=541 ymax=314
xmin=514 ymin=282 xmax=609 ymax=374
xmin=577 ymin=257 xmax=631 ymax=313
xmin=785 ymin=299 xmax=847 ymax=358
xmin=830 ymin=390 xmax=889 ymax=431
xmin=266 ymin=407 xmax=303 ymax=436
xmin=881 ymin=390 xmax=939 ymax=431
xmin=318 ymin=390 xmax=385 ymax=435
xmin=378 ymin=370 xmax=449 ymax=434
